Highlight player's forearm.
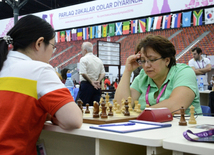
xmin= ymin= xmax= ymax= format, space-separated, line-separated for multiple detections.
xmin=97 ymin=73 xmax=105 ymax=83
xmin=197 ymin=67 xmax=211 ymax=74
xmin=82 ymin=74 xmax=92 ymax=84
xmin=114 ymin=70 xmax=132 ymax=106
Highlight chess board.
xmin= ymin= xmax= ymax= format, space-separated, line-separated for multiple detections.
xmin=82 ymin=108 xmax=140 ymax=124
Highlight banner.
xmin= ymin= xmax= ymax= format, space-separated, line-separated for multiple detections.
xmin=83 ymin=27 xmax=89 ymax=40
xmin=139 ymin=19 xmax=146 ymax=33
xmin=77 ymin=28 xmax=83 ymax=40
xmin=102 ymin=24 xmax=108 ymax=37
xmin=66 ymin=30 xmax=71 ymax=41
xmin=123 ymin=21 xmax=130 ymax=34
xmin=95 ymin=25 xmax=101 ymax=38
xmin=162 ymin=15 xmax=171 ymax=29
xmin=182 ymin=11 xmax=192 ymax=27
xmin=171 ymin=13 xmax=181 ymax=28
xmin=72 ymin=29 xmax=77 ymax=41
xmin=146 ymin=17 xmax=154 ymax=32
xmin=60 ymin=31 xmax=65 ymax=42
xmin=89 ymin=26 xmax=95 ymax=39
xmin=153 ymin=16 xmax=162 ymax=30
xmin=193 ymin=9 xmax=203 ymax=26
xmin=115 ymin=22 xmax=122 ymax=36
xmin=205 ymin=7 xmax=214 ymax=25
xmin=131 ymin=20 xmax=138 ymax=34
xmin=108 ymin=23 xmax=115 ymax=36
xmin=1 ymin=0 xmax=213 ymax=36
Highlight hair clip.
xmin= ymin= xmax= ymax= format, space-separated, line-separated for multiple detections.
xmin=3 ymin=35 xmax=13 ymax=45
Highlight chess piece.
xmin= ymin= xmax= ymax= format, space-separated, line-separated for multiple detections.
xmin=179 ymin=106 xmax=187 ymax=126
xmin=100 ymin=101 xmax=108 ymax=118
xmin=134 ymin=100 xmax=138 ymax=112
xmin=146 ymin=104 xmax=150 ymax=108
xmin=85 ymin=103 xmax=90 ymax=114
xmin=113 ymin=102 xmax=118 ymax=111
xmin=93 ymin=101 xmax=99 ymax=118
xmin=121 ymin=98 xmax=125 ymax=112
xmin=77 ymin=99 xmax=83 ymax=113
xmin=112 ymin=99 xmax=117 ymax=111
xmin=116 ymin=104 xmax=121 ymax=114
xmin=124 ymin=100 xmax=130 ymax=116
xmin=128 ymin=96 xmax=133 ymax=111
xmin=108 ymin=105 xmax=114 ymax=116
xmin=105 ymin=93 xmax=109 ymax=103
xmin=189 ymin=105 xmax=197 ymax=124
xmin=136 ymin=104 xmax=142 ymax=113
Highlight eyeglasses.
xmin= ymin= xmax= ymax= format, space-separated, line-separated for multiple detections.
xmin=49 ymin=42 xmax=56 ymax=53
xmin=137 ymin=57 xmax=162 ymax=65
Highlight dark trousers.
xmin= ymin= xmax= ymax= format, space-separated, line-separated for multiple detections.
xmin=78 ymin=81 xmax=101 ymax=106
xmin=209 ymin=91 xmax=214 ymax=116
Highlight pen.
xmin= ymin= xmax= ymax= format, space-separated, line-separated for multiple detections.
xmin=99 ymin=123 xmax=135 ymax=127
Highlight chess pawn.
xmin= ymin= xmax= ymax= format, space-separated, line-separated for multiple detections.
xmin=85 ymin=103 xmax=90 ymax=114
xmin=124 ymin=100 xmax=130 ymax=116
xmin=136 ymin=104 xmax=142 ymax=113
xmin=99 ymin=97 xmax=104 ymax=105
xmin=189 ymin=105 xmax=197 ymax=124
xmin=93 ymin=101 xmax=99 ymax=118
xmin=106 ymin=101 xmax=110 ymax=111
xmin=134 ymin=100 xmax=138 ymax=112
xmin=121 ymin=101 xmax=125 ymax=113
xmin=77 ymin=99 xmax=83 ymax=113
xmin=116 ymin=104 xmax=121 ymax=114
xmin=108 ymin=105 xmax=114 ymax=116
xmin=128 ymin=96 xmax=133 ymax=111
xmin=179 ymin=106 xmax=187 ymax=126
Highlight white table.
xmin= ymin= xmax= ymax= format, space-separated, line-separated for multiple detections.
xmin=39 ymin=116 xmax=214 ymax=155
xmin=199 ymin=90 xmax=211 ymax=106
xmin=163 ymin=116 xmax=214 ymax=155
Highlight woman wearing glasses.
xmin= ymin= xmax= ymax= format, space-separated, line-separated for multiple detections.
xmin=115 ymin=35 xmax=202 ymax=114
xmin=0 ymin=15 xmax=82 ymax=154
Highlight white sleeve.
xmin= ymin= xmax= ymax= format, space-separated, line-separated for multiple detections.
xmin=79 ymin=58 xmax=87 ymax=74
xmin=37 ymin=66 xmax=65 ymax=99
xmin=205 ymin=58 xmax=211 ymax=66
xmin=188 ymin=59 xmax=195 ymax=67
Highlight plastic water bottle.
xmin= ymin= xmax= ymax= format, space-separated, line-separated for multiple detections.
xmin=199 ymin=77 xmax=204 ymax=91
xmin=65 ymin=73 xmax=74 ymax=96
xmin=197 ymin=79 xmax=200 ymax=90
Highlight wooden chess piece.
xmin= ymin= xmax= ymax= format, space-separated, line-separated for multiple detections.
xmin=113 ymin=102 xmax=118 ymax=111
xmin=85 ymin=103 xmax=90 ymax=114
xmin=77 ymin=99 xmax=83 ymax=113
xmin=134 ymin=100 xmax=138 ymax=112
xmin=116 ymin=104 xmax=121 ymax=114
xmin=108 ymin=105 xmax=114 ymax=116
xmin=146 ymin=104 xmax=150 ymax=108
xmin=189 ymin=105 xmax=197 ymax=124
xmin=124 ymin=100 xmax=130 ymax=116
xmin=100 ymin=101 xmax=108 ymax=118
xmin=136 ymin=104 xmax=142 ymax=113
xmin=93 ymin=101 xmax=99 ymax=118
xmin=128 ymin=96 xmax=133 ymax=111
xmin=179 ymin=106 xmax=187 ymax=126
xmin=105 ymin=93 xmax=109 ymax=103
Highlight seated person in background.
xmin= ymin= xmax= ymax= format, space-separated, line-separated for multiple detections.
xmin=0 ymin=15 xmax=82 ymax=154
xmin=61 ymin=68 xmax=70 ymax=84
xmin=104 ymin=76 xmax=111 ymax=89
xmin=114 ymin=35 xmax=202 ymax=114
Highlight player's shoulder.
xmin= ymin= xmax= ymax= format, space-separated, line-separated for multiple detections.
xmin=188 ymin=58 xmax=195 ymax=63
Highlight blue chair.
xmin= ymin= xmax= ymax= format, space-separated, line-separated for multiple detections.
xmin=200 ymin=105 xmax=211 ymax=116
